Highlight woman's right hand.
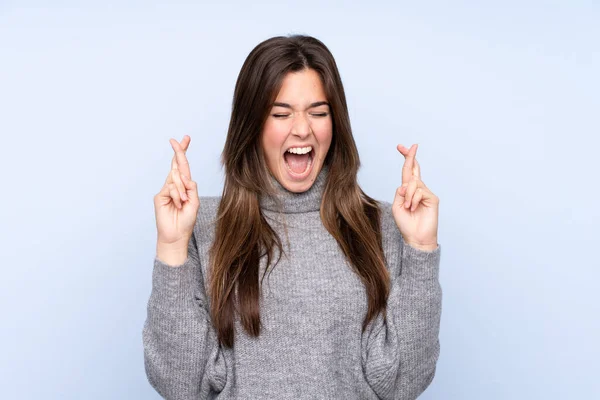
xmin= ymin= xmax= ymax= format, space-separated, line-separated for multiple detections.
xmin=154 ymin=135 xmax=200 ymax=248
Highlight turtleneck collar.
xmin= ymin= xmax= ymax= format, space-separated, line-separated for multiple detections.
xmin=259 ymin=164 xmax=328 ymax=213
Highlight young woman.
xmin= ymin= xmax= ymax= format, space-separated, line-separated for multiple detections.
xmin=143 ymin=35 xmax=442 ymax=400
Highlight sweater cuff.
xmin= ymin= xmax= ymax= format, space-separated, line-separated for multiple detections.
xmin=151 ymin=256 xmax=198 ymax=308
xmin=400 ymin=239 xmax=441 ymax=281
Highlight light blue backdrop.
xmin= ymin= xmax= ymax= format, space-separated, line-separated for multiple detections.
xmin=1 ymin=1 xmax=598 ymax=399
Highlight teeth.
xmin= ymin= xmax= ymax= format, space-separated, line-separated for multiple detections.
xmin=286 ymin=146 xmax=312 ymax=154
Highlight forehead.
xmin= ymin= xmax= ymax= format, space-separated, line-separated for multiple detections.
xmin=274 ymin=69 xmax=327 ymax=105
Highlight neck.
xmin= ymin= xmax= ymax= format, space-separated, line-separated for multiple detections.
xmin=259 ymin=165 xmax=328 ymax=213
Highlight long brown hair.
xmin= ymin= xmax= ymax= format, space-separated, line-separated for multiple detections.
xmin=209 ymin=35 xmax=390 ymax=348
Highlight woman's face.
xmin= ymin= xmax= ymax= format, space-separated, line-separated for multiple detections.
xmin=261 ymin=68 xmax=333 ymax=193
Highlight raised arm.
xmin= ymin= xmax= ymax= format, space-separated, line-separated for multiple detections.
xmin=363 ymin=143 xmax=442 ymax=399
xmin=361 ymin=225 xmax=442 ymax=399
xmin=143 ymin=135 xmax=226 ymax=398
xmin=143 ymin=232 xmax=227 ymax=399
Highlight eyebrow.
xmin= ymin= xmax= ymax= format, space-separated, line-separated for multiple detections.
xmin=272 ymin=101 xmax=330 ymax=109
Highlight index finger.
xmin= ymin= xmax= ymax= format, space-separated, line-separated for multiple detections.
xmin=399 ymin=143 xmax=418 ymax=185
xmin=413 ymin=157 xmax=421 ymax=180
xmin=170 ymin=138 xmax=192 ymax=179
xmin=170 ymin=136 xmax=191 ymax=169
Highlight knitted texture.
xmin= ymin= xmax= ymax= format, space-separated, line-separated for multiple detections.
xmin=143 ymin=166 xmax=442 ymax=399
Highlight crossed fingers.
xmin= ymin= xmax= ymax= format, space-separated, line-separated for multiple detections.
xmin=165 ymin=135 xmax=191 ymax=205
xmin=397 ymin=143 xmax=432 ymax=211
xmin=398 ymin=144 xmax=421 ymax=183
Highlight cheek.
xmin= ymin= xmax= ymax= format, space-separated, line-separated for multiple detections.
xmin=261 ymin=122 xmax=288 ymax=158
xmin=313 ymin=120 xmax=333 ymax=152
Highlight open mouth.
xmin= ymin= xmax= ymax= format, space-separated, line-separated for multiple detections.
xmin=283 ymin=146 xmax=314 ymax=179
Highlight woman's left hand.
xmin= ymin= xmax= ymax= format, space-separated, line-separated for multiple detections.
xmin=392 ymin=144 xmax=439 ymax=251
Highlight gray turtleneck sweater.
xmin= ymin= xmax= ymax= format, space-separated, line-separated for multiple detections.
xmin=142 ymin=167 xmax=442 ymax=400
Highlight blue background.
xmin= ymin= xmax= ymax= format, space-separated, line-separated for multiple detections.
xmin=1 ymin=1 xmax=598 ymax=398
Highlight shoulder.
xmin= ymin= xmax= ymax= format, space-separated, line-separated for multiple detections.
xmin=192 ymin=196 xmax=221 ymax=242
xmin=198 ymin=196 xmax=221 ymax=219
xmin=373 ymin=199 xmax=404 ymax=271
xmin=375 ymin=200 xmax=400 ymax=240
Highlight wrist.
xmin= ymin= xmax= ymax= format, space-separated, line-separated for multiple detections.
xmin=156 ymin=238 xmax=190 ymax=266
xmin=403 ymin=237 xmax=438 ymax=252
xmin=407 ymin=242 xmax=438 ymax=252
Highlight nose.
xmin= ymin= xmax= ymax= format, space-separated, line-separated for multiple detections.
xmin=290 ymin=112 xmax=312 ymax=139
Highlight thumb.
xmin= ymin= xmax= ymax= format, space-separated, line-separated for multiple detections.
xmin=181 ymin=174 xmax=199 ymax=202
xmin=393 ymin=185 xmax=406 ymax=209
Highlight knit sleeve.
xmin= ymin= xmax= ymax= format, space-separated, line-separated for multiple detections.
xmin=142 ymin=230 xmax=227 ymax=399
xmin=361 ymin=203 xmax=442 ymax=400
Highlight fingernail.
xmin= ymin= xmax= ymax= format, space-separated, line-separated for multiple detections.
xmin=181 ymin=192 xmax=187 ymax=201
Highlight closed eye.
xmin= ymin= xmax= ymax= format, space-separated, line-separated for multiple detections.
xmin=272 ymin=112 xmax=329 ymax=118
